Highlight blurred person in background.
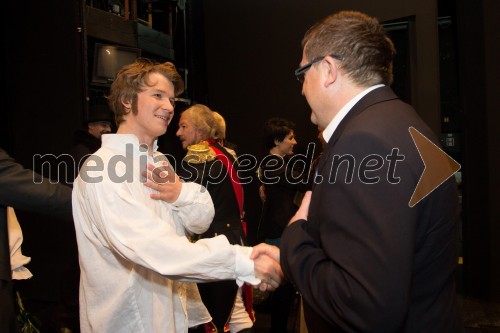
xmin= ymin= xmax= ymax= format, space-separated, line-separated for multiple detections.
xmin=176 ymin=104 xmax=255 ymax=333
xmin=257 ymin=117 xmax=310 ymax=333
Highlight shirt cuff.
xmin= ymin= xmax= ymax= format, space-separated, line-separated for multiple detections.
xmin=173 ymin=182 xmax=208 ymax=207
xmin=234 ymin=245 xmax=260 ymax=287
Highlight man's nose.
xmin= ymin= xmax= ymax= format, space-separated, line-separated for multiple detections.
xmin=164 ymin=98 xmax=175 ymax=111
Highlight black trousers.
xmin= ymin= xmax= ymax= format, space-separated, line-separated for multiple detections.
xmin=269 ymin=281 xmax=297 ymax=333
xmin=198 ymin=280 xmax=239 ymax=332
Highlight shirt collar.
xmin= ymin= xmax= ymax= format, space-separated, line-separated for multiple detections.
xmin=322 ymin=84 xmax=385 ymax=143
xmin=101 ymin=134 xmax=159 ymax=155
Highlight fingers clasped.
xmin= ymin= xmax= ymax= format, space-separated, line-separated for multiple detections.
xmin=251 ymin=243 xmax=284 ymax=291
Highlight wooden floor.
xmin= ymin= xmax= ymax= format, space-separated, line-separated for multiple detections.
xmin=462 ymin=295 xmax=500 ymax=333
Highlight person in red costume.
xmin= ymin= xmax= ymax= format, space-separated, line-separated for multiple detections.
xmin=176 ymin=104 xmax=255 ymax=333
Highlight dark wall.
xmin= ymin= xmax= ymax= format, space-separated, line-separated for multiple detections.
xmin=202 ymin=0 xmax=441 ymax=159
xmin=456 ymin=0 xmax=500 ymax=300
xmin=483 ymin=0 xmax=500 ymax=301
xmin=1 ymin=0 xmax=85 ymax=169
xmin=1 ymin=2 xmax=85 ymax=329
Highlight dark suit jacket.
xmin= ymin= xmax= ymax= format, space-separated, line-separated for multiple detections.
xmin=280 ymin=87 xmax=463 ymax=332
xmin=0 ymin=148 xmax=72 ymax=333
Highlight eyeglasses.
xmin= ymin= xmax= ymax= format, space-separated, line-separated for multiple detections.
xmin=294 ymin=54 xmax=344 ymax=84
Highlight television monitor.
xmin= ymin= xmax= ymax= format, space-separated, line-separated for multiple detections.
xmin=92 ymin=43 xmax=141 ymax=86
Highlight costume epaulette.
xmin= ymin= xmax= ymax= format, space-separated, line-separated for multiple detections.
xmin=184 ymin=141 xmax=216 ymax=164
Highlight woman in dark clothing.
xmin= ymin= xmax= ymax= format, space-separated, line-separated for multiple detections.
xmin=258 ymin=117 xmax=310 ymax=243
xmin=257 ymin=117 xmax=309 ymax=333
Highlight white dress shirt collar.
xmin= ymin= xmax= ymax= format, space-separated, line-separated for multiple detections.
xmin=322 ymin=84 xmax=385 ymax=143
xmin=101 ymin=133 xmax=159 ymax=154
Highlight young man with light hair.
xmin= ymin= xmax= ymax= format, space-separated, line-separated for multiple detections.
xmin=72 ymin=59 xmax=282 ymax=333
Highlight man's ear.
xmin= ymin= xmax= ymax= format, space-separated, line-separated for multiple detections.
xmin=196 ymin=130 xmax=205 ymax=142
xmin=274 ymin=139 xmax=281 ymax=147
xmin=121 ymin=97 xmax=132 ymax=110
xmin=323 ymin=56 xmax=339 ymax=88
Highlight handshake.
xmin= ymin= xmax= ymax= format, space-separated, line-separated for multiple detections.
xmin=251 ymin=191 xmax=311 ymax=291
xmin=250 ymin=244 xmax=283 ymax=292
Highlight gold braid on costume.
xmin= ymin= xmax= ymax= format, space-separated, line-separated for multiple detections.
xmin=184 ymin=141 xmax=216 ymax=164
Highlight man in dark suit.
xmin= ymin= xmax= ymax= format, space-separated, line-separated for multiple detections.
xmin=0 ymin=148 xmax=72 ymax=332
xmin=252 ymin=10 xmax=463 ymax=332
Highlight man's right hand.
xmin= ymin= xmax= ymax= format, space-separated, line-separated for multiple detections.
xmin=144 ymin=162 xmax=182 ymax=203
xmin=251 ymin=243 xmax=284 ymax=291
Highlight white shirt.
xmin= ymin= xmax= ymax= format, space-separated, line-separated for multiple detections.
xmin=72 ymin=134 xmax=259 ymax=333
xmin=322 ymin=84 xmax=385 ymax=143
